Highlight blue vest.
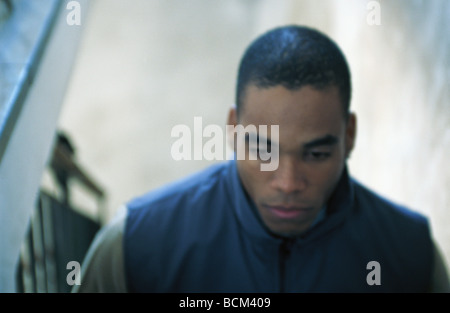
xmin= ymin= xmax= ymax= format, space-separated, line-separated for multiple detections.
xmin=125 ymin=160 xmax=433 ymax=292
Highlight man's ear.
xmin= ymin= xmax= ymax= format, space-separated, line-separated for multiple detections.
xmin=345 ymin=112 xmax=357 ymax=158
xmin=227 ymin=106 xmax=238 ymax=127
xmin=227 ymin=106 xmax=238 ymax=152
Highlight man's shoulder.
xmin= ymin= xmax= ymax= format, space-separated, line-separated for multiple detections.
xmin=351 ymin=178 xmax=428 ymax=226
xmin=123 ymin=161 xmax=234 ymax=261
xmin=348 ymin=178 xmax=434 ymax=290
xmin=126 ymin=161 xmax=230 ymax=213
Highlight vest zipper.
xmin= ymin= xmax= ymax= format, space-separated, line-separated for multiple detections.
xmin=278 ymin=239 xmax=293 ymax=293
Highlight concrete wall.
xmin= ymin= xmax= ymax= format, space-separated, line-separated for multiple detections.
xmin=58 ymin=0 xmax=449 ymax=272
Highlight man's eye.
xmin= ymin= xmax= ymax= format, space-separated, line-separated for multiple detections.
xmin=304 ymin=151 xmax=331 ymax=161
xmin=249 ymin=144 xmax=272 ymax=154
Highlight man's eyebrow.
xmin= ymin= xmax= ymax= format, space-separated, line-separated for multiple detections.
xmin=303 ymin=135 xmax=339 ymax=149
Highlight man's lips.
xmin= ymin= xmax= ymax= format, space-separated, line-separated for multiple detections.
xmin=263 ymin=204 xmax=313 ymax=219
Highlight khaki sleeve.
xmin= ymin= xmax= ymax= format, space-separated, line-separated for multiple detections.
xmin=429 ymin=240 xmax=450 ymax=293
xmin=71 ymin=206 xmax=128 ymax=293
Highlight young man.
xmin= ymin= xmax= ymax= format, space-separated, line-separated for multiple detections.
xmin=73 ymin=25 xmax=449 ymax=292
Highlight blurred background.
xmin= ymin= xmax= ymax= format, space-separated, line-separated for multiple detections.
xmin=1 ymin=0 xmax=448 ymax=291
xmin=59 ymin=0 xmax=449 ymax=269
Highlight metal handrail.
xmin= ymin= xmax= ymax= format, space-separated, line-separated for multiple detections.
xmin=0 ymin=0 xmax=62 ymax=164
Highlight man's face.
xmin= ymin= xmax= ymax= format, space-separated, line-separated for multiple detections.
xmin=228 ymin=84 xmax=356 ymax=238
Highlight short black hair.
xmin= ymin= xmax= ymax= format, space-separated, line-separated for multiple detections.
xmin=235 ymin=25 xmax=351 ymax=118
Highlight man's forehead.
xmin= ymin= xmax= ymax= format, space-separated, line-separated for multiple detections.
xmin=240 ymin=84 xmax=343 ymax=122
xmin=240 ymin=89 xmax=342 ymax=131
xmin=237 ymin=86 xmax=345 ymax=152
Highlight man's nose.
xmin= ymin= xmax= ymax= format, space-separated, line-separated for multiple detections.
xmin=271 ymin=157 xmax=307 ymax=194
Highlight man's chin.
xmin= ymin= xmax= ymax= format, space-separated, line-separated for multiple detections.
xmin=264 ymin=219 xmax=315 ymax=238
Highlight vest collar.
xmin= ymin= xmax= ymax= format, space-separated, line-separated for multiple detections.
xmin=225 ymin=159 xmax=355 ymax=246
